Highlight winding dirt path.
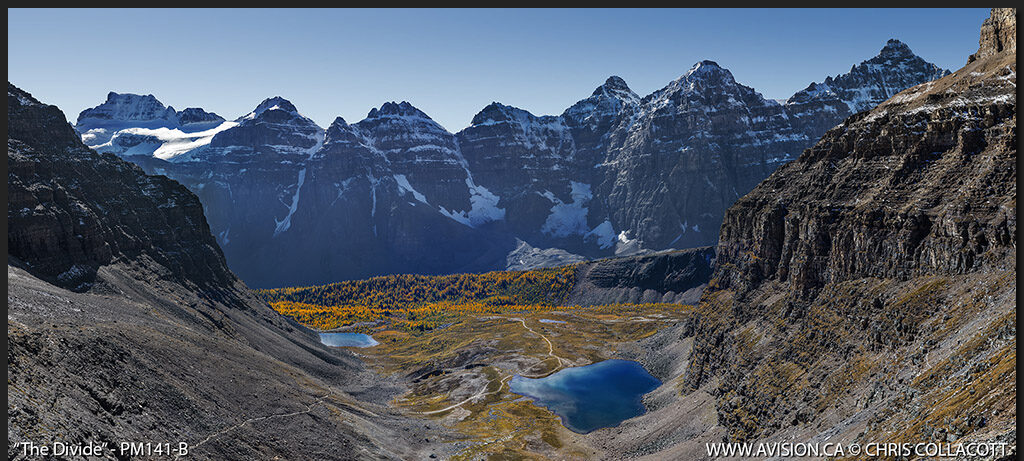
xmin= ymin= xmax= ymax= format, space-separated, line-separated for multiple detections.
xmin=415 ymin=375 xmax=513 ymax=415
xmin=192 ymin=394 xmax=329 ymax=449
xmin=514 ymin=317 xmax=569 ymax=368
xmin=412 ymin=316 xmax=571 ymax=415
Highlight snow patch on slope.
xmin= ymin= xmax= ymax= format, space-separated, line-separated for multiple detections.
xmin=274 ymin=168 xmax=306 ymax=237
xmin=394 ymin=174 xmax=429 ymax=204
xmin=584 ymin=220 xmax=616 ymax=249
xmin=615 ymin=230 xmax=645 ymax=256
xmin=540 ymin=182 xmax=592 ymax=238
xmin=89 ymin=121 xmax=239 ymax=159
xmin=439 ymin=180 xmax=505 ymax=227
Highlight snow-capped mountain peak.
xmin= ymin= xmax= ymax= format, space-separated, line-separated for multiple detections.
xmin=593 ymin=75 xmax=633 ymax=96
xmin=642 ymin=60 xmax=764 ymax=110
xmin=647 ymin=60 xmax=751 ymax=105
xmin=787 ymin=38 xmax=951 ymax=113
xmin=366 ymin=101 xmax=432 ymax=120
xmin=878 ymin=38 xmax=914 ymax=57
xmin=241 ymin=96 xmax=301 ymax=121
xmin=328 ymin=116 xmax=351 ymax=130
xmin=682 ymin=60 xmax=732 ymax=81
xmin=176 ymin=107 xmax=226 ymax=128
xmin=592 ymin=76 xmax=640 ymax=106
xmin=322 ymin=116 xmax=372 ymax=149
xmin=75 ymin=92 xmax=234 ymax=159
xmin=471 ymin=102 xmax=529 ymax=126
xmin=8 ymin=83 xmax=42 ymax=107
xmin=359 ymin=101 xmax=451 ymax=146
xmin=76 ymin=92 xmax=179 ymax=130
xmin=563 ymin=76 xmax=640 ymax=130
xmin=465 ymin=103 xmax=569 ymax=148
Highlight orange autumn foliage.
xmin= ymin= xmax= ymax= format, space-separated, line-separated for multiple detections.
xmin=257 ymin=266 xmax=578 ymax=332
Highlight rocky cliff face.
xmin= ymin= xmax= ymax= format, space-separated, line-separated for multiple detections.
xmin=715 ymin=41 xmax=1014 ymax=297
xmin=73 ymin=39 xmax=952 ymax=288
xmin=352 ymin=101 xmax=481 ymax=220
xmin=970 ymin=7 xmax=1017 ymax=63
xmin=600 ymin=61 xmax=812 ymax=251
xmin=458 ymin=102 xmax=591 ymax=248
xmin=680 ymin=8 xmax=1016 ymax=452
xmin=8 ymin=84 xmax=233 ymax=292
xmin=255 ymin=103 xmax=509 ymax=287
xmin=7 ymin=83 xmax=448 ymax=460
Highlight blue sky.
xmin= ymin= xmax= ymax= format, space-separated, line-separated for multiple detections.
xmin=8 ymin=8 xmax=989 ymax=132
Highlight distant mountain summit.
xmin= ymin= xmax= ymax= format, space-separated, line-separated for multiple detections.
xmin=790 ymin=39 xmax=950 ymax=112
xmin=77 ymin=92 xmax=180 ymax=129
xmin=785 ymin=39 xmax=951 ymax=135
xmin=72 ymin=39 xmax=954 ymax=287
xmin=177 ymin=107 xmax=224 ymax=126
xmin=366 ymin=100 xmax=432 ymax=119
xmin=562 ymin=75 xmax=640 ymax=131
xmin=186 ymin=96 xmax=324 ymax=163
xmin=77 ymin=92 xmax=233 ymax=159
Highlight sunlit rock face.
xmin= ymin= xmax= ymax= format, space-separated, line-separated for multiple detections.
xmin=685 ymin=8 xmax=1016 ymax=448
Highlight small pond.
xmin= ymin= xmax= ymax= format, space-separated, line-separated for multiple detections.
xmin=509 ymin=359 xmax=661 ymax=433
xmin=318 ymin=332 xmax=379 ymax=348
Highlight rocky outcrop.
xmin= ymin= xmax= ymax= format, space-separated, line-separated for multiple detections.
xmin=177 ymin=107 xmax=225 ymax=128
xmin=567 ymin=247 xmax=715 ymax=306
xmin=679 ymin=8 xmax=1016 ymax=453
xmin=505 ymin=239 xmax=589 ymax=272
xmin=970 ymin=7 xmax=1017 ymax=62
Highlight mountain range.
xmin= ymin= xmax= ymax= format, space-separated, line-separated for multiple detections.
xmin=74 ymin=39 xmax=950 ymax=287
xmin=8 ymin=7 xmax=1015 ymax=460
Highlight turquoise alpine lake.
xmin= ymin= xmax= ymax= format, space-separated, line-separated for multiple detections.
xmin=509 ymin=359 xmax=661 ymax=433
xmin=318 ymin=332 xmax=379 ymax=348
